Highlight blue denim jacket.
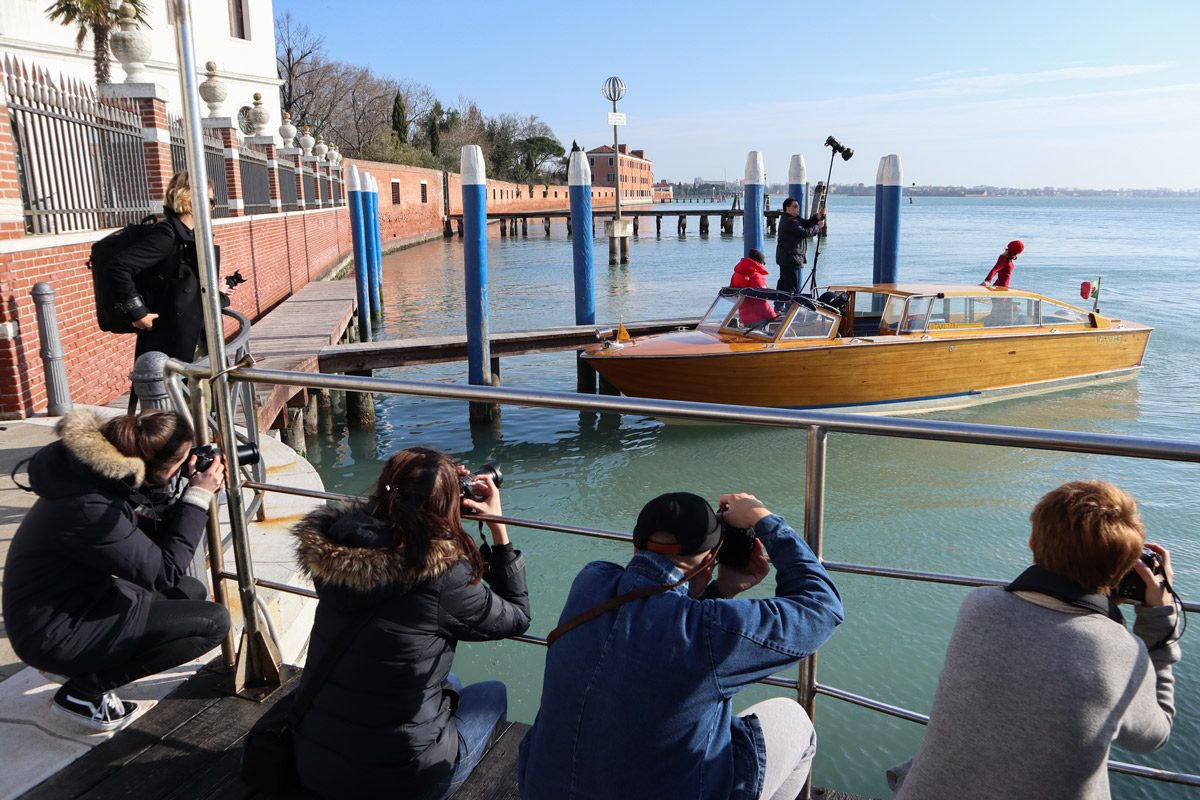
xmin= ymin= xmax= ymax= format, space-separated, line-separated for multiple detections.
xmin=518 ymin=514 xmax=843 ymax=800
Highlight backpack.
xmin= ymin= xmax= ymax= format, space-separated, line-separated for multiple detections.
xmin=88 ymin=215 xmax=162 ymax=334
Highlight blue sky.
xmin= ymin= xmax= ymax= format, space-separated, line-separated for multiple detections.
xmin=273 ymin=0 xmax=1199 ymax=190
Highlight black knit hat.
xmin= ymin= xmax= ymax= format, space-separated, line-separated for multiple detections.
xmin=633 ymin=492 xmax=722 ymax=555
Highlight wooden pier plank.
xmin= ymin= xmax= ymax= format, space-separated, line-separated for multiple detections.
xmin=452 ymin=722 xmax=526 ymax=800
xmin=317 ymin=318 xmax=701 ymax=374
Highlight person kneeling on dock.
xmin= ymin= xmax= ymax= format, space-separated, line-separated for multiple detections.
xmin=887 ymin=480 xmax=1181 ymax=799
xmin=518 ymin=492 xmax=843 ymax=800
xmin=2 ymin=409 xmax=229 ymax=731
xmin=287 ymin=447 xmax=531 ymax=799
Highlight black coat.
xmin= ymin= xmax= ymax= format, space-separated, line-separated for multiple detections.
xmin=774 ymin=212 xmax=822 ymax=293
xmin=109 ymin=212 xmax=217 ymax=362
xmin=290 ymin=502 xmax=532 ymax=799
xmin=1 ymin=409 xmax=210 ymax=675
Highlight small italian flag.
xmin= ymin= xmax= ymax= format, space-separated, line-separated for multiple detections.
xmin=1080 ymin=278 xmax=1100 ymax=300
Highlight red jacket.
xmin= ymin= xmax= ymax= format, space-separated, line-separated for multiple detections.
xmin=730 ymin=258 xmax=776 ymax=326
xmin=984 ymin=254 xmax=1015 ymax=287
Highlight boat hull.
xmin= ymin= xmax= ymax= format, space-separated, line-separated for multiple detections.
xmin=583 ymin=327 xmax=1152 ymax=414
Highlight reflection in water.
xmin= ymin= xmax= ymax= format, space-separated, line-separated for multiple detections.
xmin=294 ymin=198 xmax=1198 ymax=800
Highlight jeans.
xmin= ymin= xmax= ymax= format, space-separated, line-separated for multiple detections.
xmin=63 ymin=576 xmax=230 ymax=699
xmin=431 ymin=674 xmax=508 ymax=800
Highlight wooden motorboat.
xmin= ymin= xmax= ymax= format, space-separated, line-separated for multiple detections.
xmin=581 ymin=283 xmax=1153 ymax=414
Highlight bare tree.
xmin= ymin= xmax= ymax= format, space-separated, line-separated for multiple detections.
xmin=275 ymin=12 xmax=325 ymax=121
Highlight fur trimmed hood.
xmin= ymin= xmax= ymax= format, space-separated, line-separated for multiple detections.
xmin=54 ymin=408 xmax=146 ymax=486
xmin=291 ymin=500 xmax=464 ymax=592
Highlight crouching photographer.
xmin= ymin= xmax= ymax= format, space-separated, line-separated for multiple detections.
xmin=888 ymin=480 xmax=1183 ymax=798
xmin=520 ymin=491 xmax=843 ymax=800
xmin=2 ymin=408 xmax=229 ymax=732
xmin=273 ymin=447 xmax=530 ymax=800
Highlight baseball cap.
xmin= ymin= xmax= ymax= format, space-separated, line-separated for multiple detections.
xmin=633 ymin=492 xmax=722 ymax=555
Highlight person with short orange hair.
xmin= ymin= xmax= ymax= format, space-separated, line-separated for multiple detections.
xmin=887 ymin=480 xmax=1181 ymax=799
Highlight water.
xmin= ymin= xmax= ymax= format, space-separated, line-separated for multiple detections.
xmin=302 ymin=197 xmax=1200 ymax=797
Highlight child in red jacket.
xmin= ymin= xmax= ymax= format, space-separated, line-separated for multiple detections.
xmin=730 ymin=249 xmax=777 ymax=327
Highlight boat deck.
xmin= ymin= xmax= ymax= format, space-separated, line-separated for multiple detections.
xmin=15 ymin=661 xmax=876 ymax=800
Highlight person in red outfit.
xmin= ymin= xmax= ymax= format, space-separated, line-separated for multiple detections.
xmin=981 ymin=240 xmax=1025 ymax=288
xmin=730 ymin=249 xmax=777 ymax=327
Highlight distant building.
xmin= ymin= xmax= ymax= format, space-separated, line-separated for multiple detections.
xmin=652 ymin=180 xmax=674 ymax=203
xmin=587 ymin=144 xmax=654 ymax=203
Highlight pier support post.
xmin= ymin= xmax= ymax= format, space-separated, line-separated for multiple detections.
xmin=462 ymin=145 xmax=498 ymax=425
xmin=677 ymin=215 xmax=686 ymax=235
xmin=281 ymin=405 xmax=305 ymax=456
xmin=598 ymin=374 xmax=621 ymax=395
xmin=609 ymin=235 xmax=618 ymax=265
xmin=632 ymin=216 xmax=639 ymax=236
xmin=656 ymin=215 xmax=662 ymax=234
xmin=743 ymin=151 xmax=765 ymax=257
xmin=700 ymin=215 xmax=709 ymax=234
xmin=500 ymin=217 xmax=507 ymax=237
xmin=368 ymin=174 xmax=383 ymax=317
xmin=456 ymin=218 xmax=463 ymax=237
xmin=569 ymin=151 xmax=595 ymax=330
xmin=345 ymin=165 xmax=371 ymax=343
xmin=766 ymin=215 xmax=775 ymax=234
xmin=788 ymin=155 xmax=808 ymax=226
xmin=360 ymin=171 xmax=379 ymax=316
xmin=576 ymin=352 xmax=597 ymax=394
xmin=544 ymin=216 xmax=551 ymax=236
xmin=345 ymin=371 xmax=375 ymax=428
xmin=522 ymin=217 xmax=528 ymax=236
xmin=873 ymin=154 xmax=904 ymax=285
xmin=566 ymin=214 xmax=572 ymax=235
xmin=619 ymin=236 xmax=628 ymax=264
xmin=303 ymin=392 xmax=318 ymax=437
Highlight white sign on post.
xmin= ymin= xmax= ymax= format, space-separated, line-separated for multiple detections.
xmin=607 ymin=112 xmax=627 ymax=126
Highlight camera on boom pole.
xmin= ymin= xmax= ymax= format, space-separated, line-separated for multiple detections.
xmin=805 ymin=136 xmax=853 ymax=295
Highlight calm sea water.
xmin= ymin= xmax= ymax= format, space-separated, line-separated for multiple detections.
xmin=302 ymin=197 xmax=1200 ymax=798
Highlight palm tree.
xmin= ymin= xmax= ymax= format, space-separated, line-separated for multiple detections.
xmin=45 ymin=0 xmax=150 ymax=85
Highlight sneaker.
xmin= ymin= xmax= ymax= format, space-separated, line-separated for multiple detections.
xmin=39 ymin=670 xmax=69 ymax=685
xmin=51 ymin=687 xmax=138 ymax=732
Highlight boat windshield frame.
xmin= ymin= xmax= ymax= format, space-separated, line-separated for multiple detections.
xmin=703 ymin=287 xmax=841 ymax=341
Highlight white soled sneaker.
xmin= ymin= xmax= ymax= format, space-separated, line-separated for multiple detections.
xmin=51 ymin=687 xmax=138 ymax=732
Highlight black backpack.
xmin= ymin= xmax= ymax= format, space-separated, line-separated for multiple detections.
xmin=88 ymin=214 xmax=161 ymax=334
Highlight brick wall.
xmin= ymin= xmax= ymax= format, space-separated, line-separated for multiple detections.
xmin=0 ymin=208 xmax=351 ymax=418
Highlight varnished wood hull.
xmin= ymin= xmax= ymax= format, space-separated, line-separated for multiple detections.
xmin=582 ymin=327 xmax=1152 ymax=413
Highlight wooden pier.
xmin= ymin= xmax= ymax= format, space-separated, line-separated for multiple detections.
xmin=447 ymin=207 xmax=788 ymax=237
xmin=16 ymin=660 xmax=875 ymax=800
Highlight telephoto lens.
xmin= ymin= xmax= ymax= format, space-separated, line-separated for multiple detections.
xmin=460 ymin=461 xmax=503 ymax=503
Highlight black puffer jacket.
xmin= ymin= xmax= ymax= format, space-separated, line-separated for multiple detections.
xmin=290 ymin=502 xmax=531 ymax=799
xmin=2 ymin=409 xmax=210 ymax=674
xmin=774 ymin=212 xmax=823 ymax=293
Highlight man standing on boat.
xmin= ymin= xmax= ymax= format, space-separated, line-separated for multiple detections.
xmin=981 ymin=240 xmax=1024 ymax=288
xmin=518 ymin=492 xmax=843 ymax=800
xmin=775 ymin=198 xmax=825 ymax=294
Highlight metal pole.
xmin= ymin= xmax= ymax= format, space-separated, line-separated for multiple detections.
xmin=345 ymin=165 xmax=371 ymax=342
xmin=31 ymin=283 xmax=72 ymax=415
xmin=612 ymin=99 xmax=622 ymax=223
xmin=168 ymin=0 xmax=280 ymax=694
xmin=797 ymin=424 xmax=827 ymax=800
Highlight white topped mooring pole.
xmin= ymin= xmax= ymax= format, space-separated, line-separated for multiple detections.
xmin=873 ymin=154 xmax=903 ymax=285
xmin=744 ymin=151 xmax=765 ymax=257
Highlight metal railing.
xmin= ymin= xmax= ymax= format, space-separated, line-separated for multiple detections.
xmin=301 ymin=168 xmax=316 ymax=209
xmin=279 ymin=158 xmax=299 ymax=212
xmin=163 ymin=361 xmax=1200 ymax=789
xmin=5 ymin=55 xmax=153 ymax=233
xmin=168 ymin=116 xmax=229 ymax=217
xmin=238 ymin=142 xmax=272 ymax=216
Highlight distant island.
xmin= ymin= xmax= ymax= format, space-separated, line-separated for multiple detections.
xmin=668 ymin=180 xmax=1198 ymax=200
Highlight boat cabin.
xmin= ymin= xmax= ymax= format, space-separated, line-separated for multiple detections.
xmin=706 ymin=284 xmax=1106 ymax=344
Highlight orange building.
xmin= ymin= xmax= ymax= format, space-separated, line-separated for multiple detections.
xmin=652 ymin=180 xmax=674 ymax=203
xmin=587 ymin=144 xmax=654 ymax=203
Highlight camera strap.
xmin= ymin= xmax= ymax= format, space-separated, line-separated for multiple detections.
xmin=546 ymin=548 xmax=719 ymax=646
xmin=1005 ymin=565 xmax=1124 ymax=625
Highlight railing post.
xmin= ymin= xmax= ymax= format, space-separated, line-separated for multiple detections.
xmin=205 ymin=119 xmax=244 ymax=216
xmin=279 ymin=147 xmax=303 ymax=208
xmin=0 ymin=63 xmax=29 ymax=240
xmin=797 ymin=424 xmax=827 ymax=800
xmin=302 ymin=155 xmax=321 ymax=208
xmin=31 ymin=283 xmax=72 ymax=416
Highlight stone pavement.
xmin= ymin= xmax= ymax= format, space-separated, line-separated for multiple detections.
xmin=0 ymin=409 xmax=325 ymax=798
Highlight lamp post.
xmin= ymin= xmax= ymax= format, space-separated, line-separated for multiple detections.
xmin=602 ymin=76 xmax=630 ymax=264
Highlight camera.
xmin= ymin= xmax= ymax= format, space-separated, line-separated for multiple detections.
xmin=1115 ymin=547 xmax=1164 ymax=604
xmin=716 ymin=507 xmax=756 ymax=569
xmin=460 ymin=461 xmax=503 ymax=504
xmin=190 ymin=442 xmax=261 ymax=473
xmin=824 ymin=136 xmax=854 ymax=161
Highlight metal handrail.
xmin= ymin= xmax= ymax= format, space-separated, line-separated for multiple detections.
xmin=164 ymin=361 xmax=1200 ymax=787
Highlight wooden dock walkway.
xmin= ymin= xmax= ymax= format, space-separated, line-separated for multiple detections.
xmin=16 ymin=661 xmax=874 ymax=800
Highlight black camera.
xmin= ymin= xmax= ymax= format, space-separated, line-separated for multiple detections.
xmin=190 ymin=442 xmax=261 ymax=473
xmin=716 ymin=507 xmax=756 ymax=569
xmin=1115 ymin=547 xmax=1164 ymax=604
xmin=824 ymin=136 xmax=854 ymax=161
xmin=460 ymin=461 xmax=503 ymax=504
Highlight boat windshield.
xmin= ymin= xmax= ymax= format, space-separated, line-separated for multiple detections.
xmin=746 ymin=304 xmax=838 ymax=340
xmin=700 ymin=293 xmax=740 ymax=330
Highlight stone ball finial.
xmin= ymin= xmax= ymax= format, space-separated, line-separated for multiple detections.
xmin=248 ymin=91 xmax=271 ymax=137
xmin=279 ymin=111 xmax=297 ymax=148
xmin=313 ymin=136 xmax=328 ymax=161
xmin=298 ymin=125 xmax=315 ymax=156
xmin=198 ymin=62 xmax=227 ymax=118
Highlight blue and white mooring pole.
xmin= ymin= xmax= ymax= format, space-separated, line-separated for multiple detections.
xmin=873 ymin=154 xmax=903 ymax=285
xmin=743 ymin=151 xmax=765 ymax=257
xmin=360 ymin=171 xmax=380 ymax=317
xmin=788 ymin=154 xmax=807 ymax=219
xmin=345 ymin=164 xmax=371 ymax=342
xmin=367 ymin=173 xmax=383 ymax=316
xmin=461 ymin=145 xmax=491 ymax=390
xmin=568 ymin=151 xmax=595 ymax=326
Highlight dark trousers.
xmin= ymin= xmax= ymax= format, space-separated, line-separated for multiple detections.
xmin=63 ymin=577 xmax=230 ymax=699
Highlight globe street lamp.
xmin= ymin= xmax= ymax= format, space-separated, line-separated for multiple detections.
xmin=602 ymin=76 xmax=629 ymax=263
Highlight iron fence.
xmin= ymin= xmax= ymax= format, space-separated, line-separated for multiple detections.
xmin=319 ymin=171 xmax=331 ymax=206
xmin=238 ymin=141 xmax=272 ymax=216
xmin=168 ymin=115 xmax=229 ymax=218
xmin=301 ymin=168 xmax=316 ymax=209
xmin=278 ymin=157 xmax=299 ymax=211
xmin=332 ymin=170 xmax=343 ymax=206
xmin=4 ymin=55 xmax=153 ymax=234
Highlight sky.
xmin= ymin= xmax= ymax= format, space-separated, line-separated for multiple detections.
xmin=272 ymin=0 xmax=1200 ymax=190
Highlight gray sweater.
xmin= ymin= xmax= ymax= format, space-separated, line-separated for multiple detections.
xmin=888 ymin=586 xmax=1179 ymax=799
